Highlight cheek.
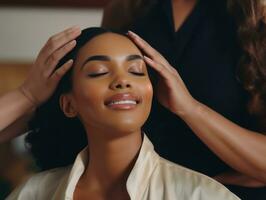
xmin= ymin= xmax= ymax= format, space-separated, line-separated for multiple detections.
xmin=72 ymin=81 xmax=106 ymax=116
xmin=141 ymin=81 xmax=153 ymax=107
xmin=137 ymin=80 xmax=153 ymax=119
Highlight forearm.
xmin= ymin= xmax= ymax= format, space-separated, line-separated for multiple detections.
xmin=180 ymin=100 xmax=266 ymax=183
xmin=0 ymin=113 xmax=31 ymax=143
xmin=0 ymin=88 xmax=34 ymax=140
xmin=214 ymin=171 xmax=266 ymax=187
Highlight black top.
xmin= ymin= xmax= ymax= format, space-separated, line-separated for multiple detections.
xmin=129 ymin=0 xmax=266 ymax=199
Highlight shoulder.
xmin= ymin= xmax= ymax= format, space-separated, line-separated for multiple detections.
xmin=6 ymin=166 xmax=71 ymax=200
xmin=154 ymin=157 xmax=240 ymax=200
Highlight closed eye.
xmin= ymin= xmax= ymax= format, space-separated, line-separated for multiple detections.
xmin=130 ymin=72 xmax=146 ymax=76
xmin=87 ymin=72 xmax=108 ymax=77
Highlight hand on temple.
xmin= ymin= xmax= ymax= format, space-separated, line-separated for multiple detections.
xmin=128 ymin=31 xmax=198 ymax=117
xmin=19 ymin=26 xmax=81 ymax=107
xmin=0 ymin=26 xmax=81 ymax=142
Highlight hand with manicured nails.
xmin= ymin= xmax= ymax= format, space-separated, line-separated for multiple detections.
xmin=127 ymin=31 xmax=197 ymax=117
xmin=20 ymin=26 xmax=81 ymax=107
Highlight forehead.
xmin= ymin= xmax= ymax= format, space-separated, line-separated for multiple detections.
xmin=78 ymin=33 xmax=142 ymax=58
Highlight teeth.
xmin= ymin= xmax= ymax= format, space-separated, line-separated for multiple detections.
xmin=109 ymin=100 xmax=137 ymax=105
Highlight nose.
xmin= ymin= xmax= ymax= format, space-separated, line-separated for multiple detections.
xmin=110 ymin=74 xmax=132 ymax=90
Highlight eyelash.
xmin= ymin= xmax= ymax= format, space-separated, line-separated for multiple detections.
xmin=87 ymin=72 xmax=108 ymax=77
xmin=130 ymin=72 xmax=145 ymax=76
xmin=87 ymin=71 xmax=145 ymax=78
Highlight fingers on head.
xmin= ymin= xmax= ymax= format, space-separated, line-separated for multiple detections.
xmin=50 ymin=60 xmax=73 ymax=82
xmin=44 ymin=40 xmax=76 ymax=76
xmin=40 ymin=27 xmax=80 ymax=58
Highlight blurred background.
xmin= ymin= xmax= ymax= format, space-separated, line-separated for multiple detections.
xmin=0 ymin=1 xmax=106 ymax=198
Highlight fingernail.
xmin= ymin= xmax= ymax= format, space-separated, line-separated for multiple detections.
xmin=67 ymin=59 xmax=73 ymax=64
xmin=128 ymin=31 xmax=137 ymax=37
xmin=69 ymin=40 xmax=76 ymax=45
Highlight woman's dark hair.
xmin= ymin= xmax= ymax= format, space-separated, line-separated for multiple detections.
xmin=26 ymin=27 xmax=115 ymax=170
xmin=227 ymin=0 xmax=266 ymax=131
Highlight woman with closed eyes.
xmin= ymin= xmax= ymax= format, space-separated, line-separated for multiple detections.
xmin=7 ymin=27 xmax=240 ymax=200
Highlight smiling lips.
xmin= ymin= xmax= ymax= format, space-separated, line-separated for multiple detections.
xmin=105 ymin=93 xmax=141 ymax=110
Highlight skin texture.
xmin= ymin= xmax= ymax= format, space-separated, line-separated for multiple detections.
xmin=60 ymin=33 xmax=153 ymax=200
xmin=0 ymin=26 xmax=81 ymax=142
xmin=172 ymin=0 xmax=198 ymax=31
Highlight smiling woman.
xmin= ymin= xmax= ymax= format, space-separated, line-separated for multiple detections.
xmin=7 ymin=27 xmax=240 ymax=200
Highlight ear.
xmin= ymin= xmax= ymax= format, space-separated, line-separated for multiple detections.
xmin=59 ymin=94 xmax=77 ymax=118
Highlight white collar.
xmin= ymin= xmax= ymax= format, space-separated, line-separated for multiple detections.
xmin=53 ymin=134 xmax=160 ymax=200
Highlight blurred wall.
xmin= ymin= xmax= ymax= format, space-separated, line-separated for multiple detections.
xmin=0 ymin=7 xmax=103 ymax=62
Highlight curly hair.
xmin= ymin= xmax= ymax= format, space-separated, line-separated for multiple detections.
xmin=227 ymin=0 xmax=266 ymax=131
xmin=26 ymin=27 xmax=114 ymax=170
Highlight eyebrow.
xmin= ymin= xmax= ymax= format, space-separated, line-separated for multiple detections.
xmin=81 ymin=54 xmax=143 ymax=70
xmin=126 ymin=54 xmax=143 ymax=61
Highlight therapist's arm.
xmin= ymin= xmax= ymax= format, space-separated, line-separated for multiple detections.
xmin=0 ymin=26 xmax=81 ymax=143
xmin=214 ymin=170 xmax=266 ymax=187
xmin=0 ymin=90 xmax=35 ymax=142
xmin=182 ymin=101 xmax=266 ymax=184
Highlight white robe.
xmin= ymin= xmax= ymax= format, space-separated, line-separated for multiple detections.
xmin=7 ymin=135 xmax=240 ymax=200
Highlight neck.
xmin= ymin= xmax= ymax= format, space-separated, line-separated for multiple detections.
xmin=172 ymin=0 xmax=198 ymax=31
xmin=80 ymin=128 xmax=142 ymax=193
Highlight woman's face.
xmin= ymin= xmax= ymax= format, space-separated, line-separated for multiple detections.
xmin=61 ymin=33 xmax=153 ymax=135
